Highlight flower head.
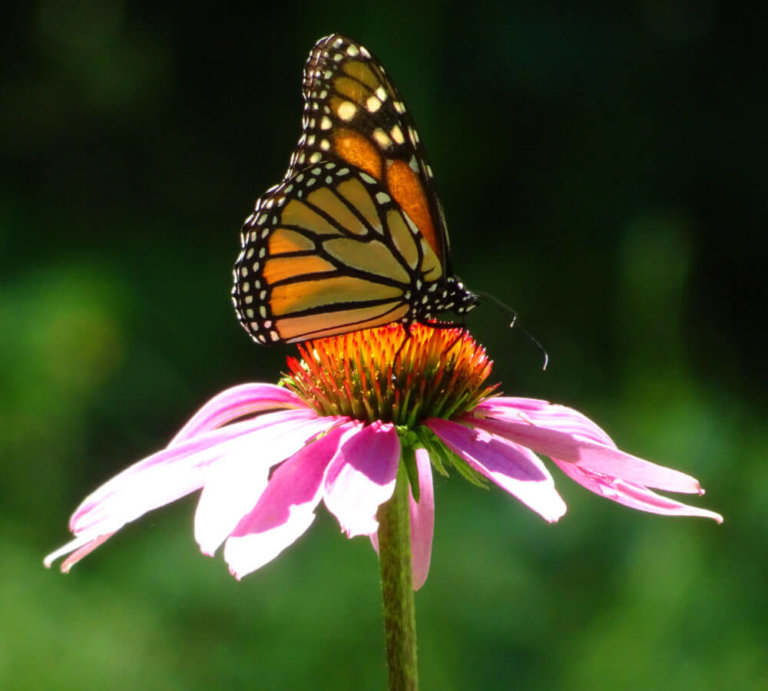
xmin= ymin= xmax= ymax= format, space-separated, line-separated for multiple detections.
xmin=46 ymin=324 xmax=721 ymax=588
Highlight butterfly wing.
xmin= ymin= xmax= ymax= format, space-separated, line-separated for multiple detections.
xmin=232 ymin=34 xmax=476 ymax=345
xmin=286 ymin=34 xmax=452 ymax=271
xmin=233 ymin=162 xmax=444 ymax=343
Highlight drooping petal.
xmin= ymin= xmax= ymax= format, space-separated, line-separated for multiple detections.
xmin=551 ymin=459 xmax=724 ymax=521
xmin=409 ymin=447 xmax=434 ymax=590
xmin=427 ymin=418 xmax=567 ymax=523
xmin=45 ymin=409 xmax=319 ymax=571
xmin=170 ymin=383 xmax=305 ymax=445
xmin=194 ymin=415 xmax=345 ymax=556
xmin=471 ymin=415 xmax=706 ymax=494
xmin=475 ymin=398 xmax=616 ymax=447
xmin=71 ymin=408 xmax=317 ymax=536
xmin=224 ymin=423 xmax=353 ymax=579
xmin=324 ymin=421 xmax=400 ymax=537
xmin=43 ymin=532 xmax=115 ymax=572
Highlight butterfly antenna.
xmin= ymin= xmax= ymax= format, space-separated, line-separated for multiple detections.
xmin=476 ymin=291 xmax=549 ymax=370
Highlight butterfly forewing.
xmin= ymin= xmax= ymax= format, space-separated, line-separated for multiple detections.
xmin=286 ymin=35 xmax=450 ymax=267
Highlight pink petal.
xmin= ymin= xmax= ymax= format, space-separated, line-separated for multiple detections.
xmin=44 ymin=532 xmax=115 ymax=572
xmin=427 ymin=418 xmax=567 ymax=523
xmin=170 ymin=384 xmax=304 ymax=445
xmin=194 ymin=415 xmax=345 ymax=556
xmin=409 ymin=448 xmax=434 ymax=591
xmin=552 ymin=459 xmax=724 ymax=522
xmin=324 ymin=421 xmax=400 ymax=538
xmin=475 ymin=398 xmax=616 ymax=447
xmin=471 ymin=415 xmax=705 ymax=494
xmin=71 ymin=409 xmax=317 ymax=535
xmin=224 ymin=423 xmax=352 ymax=579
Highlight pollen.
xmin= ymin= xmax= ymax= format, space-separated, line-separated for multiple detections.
xmin=283 ymin=323 xmax=497 ymax=426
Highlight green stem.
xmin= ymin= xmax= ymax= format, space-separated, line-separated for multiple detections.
xmin=377 ymin=463 xmax=418 ymax=690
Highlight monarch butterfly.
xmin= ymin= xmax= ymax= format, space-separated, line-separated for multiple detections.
xmin=232 ymin=34 xmax=479 ymax=345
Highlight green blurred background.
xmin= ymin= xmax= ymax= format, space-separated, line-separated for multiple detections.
xmin=3 ymin=1 xmax=766 ymax=689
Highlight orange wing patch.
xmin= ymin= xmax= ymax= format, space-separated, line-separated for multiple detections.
xmin=386 ymin=160 xmax=439 ymax=260
xmin=263 ymin=254 xmax=336 ymax=285
xmin=332 ymin=128 xmax=382 ymax=180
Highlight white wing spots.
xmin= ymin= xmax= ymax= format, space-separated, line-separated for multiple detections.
xmin=260 ymin=228 xmax=270 ymax=239
xmin=296 ymin=173 xmax=305 ymax=182
xmin=320 ymin=116 xmax=332 ymax=130
xmin=375 ymin=191 xmax=391 ymax=204
xmin=307 ymin=134 xmax=316 ymax=146
xmin=425 ymin=164 xmax=433 ymax=178
xmin=390 ymin=125 xmax=405 ymax=144
xmin=373 ymin=128 xmax=392 ymax=149
xmin=408 ymin=155 xmax=419 ymax=173
xmin=241 ymin=281 xmax=250 ymax=293
xmin=360 ymin=172 xmax=377 ymax=185
xmin=244 ymin=294 xmax=254 ymax=304
xmin=319 ymin=89 xmax=328 ymax=99
xmin=324 ymin=162 xmax=335 ymax=169
xmin=334 ymin=37 xmax=344 ymax=47
xmin=306 ymin=177 xmax=316 ymax=187
xmin=249 ymin=321 xmax=259 ymax=330
xmin=375 ymin=86 xmax=387 ymax=102
xmin=245 ymin=247 xmax=254 ymax=259
xmin=394 ymin=100 xmax=406 ymax=114
xmin=252 ymin=261 xmax=260 ymax=271
xmin=259 ymin=305 xmax=268 ymax=318
xmin=427 ymin=283 xmax=437 ymax=292
xmin=311 ymin=167 xmax=322 ymax=175
xmin=320 ymin=139 xmax=330 ymax=151
xmin=346 ymin=44 xmax=360 ymax=57
xmin=239 ymin=266 xmax=248 ymax=277
xmin=259 ymin=290 xmax=267 ymax=300
xmin=333 ymin=52 xmax=344 ymax=62
xmin=258 ymin=247 xmax=266 ymax=258
xmin=337 ymin=167 xmax=350 ymax=176
xmin=269 ymin=329 xmax=280 ymax=341
xmin=284 ymin=184 xmax=294 ymax=194
xmin=309 ymin=151 xmax=322 ymax=163
xmin=337 ymin=101 xmax=357 ymax=121
xmin=263 ymin=319 xmax=272 ymax=328
xmin=408 ymin=126 xmax=420 ymax=144
xmin=323 ymin=70 xmax=333 ymax=80
xmin=245 ymin=308 xmax=254 ymax=318
xmin=325 ymin=175 xmax=333 ymax=184
xmin=359 ymin=46 xmax=371 ymax=58
xmin=366 ymin=95 xmax=382 ymax=113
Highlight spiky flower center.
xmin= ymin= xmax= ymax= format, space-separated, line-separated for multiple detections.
xmin=283 ymin=323 xmax=498 ymax=426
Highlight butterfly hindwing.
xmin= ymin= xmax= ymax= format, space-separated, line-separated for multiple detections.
xmin=233 ymin=161 xmax=444 ymax=343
